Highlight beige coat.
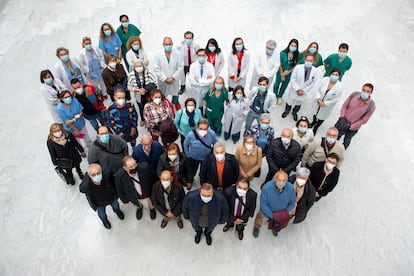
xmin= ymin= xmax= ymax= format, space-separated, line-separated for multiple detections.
xmin=235 ymin=144 xmax=262 ymax=181
xmin=302 ymin=137 xmax=345 ymax=168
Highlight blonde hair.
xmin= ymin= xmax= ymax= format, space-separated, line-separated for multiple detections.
xmin=126 ymin=36 xmax=143 ymax=50
xmin=48 ymin=123 xmax=69 ymax=140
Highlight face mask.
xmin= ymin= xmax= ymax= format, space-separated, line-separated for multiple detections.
xmin=326 ymin=161 xmax=336 ymax=170
xmin=128 ymin=168 xmax=137 ymax=174
xmin=261 ymin=124 xmax=269 ymax=130
xmin=63 ymin=97 xmax=72 ymax=105
xmin=85 ymin=44 xmax=93 ymax=51
xmin=161 ymin=180 xmax=171 ymax=189
xmin=104 ymin=30 xmax=112 ymax=36
xmin=309 ymin=47 xmax=317 ymax=54
xmin=326 ymin=137 xmax=336 ymax=145
xmin=289 ymin=46 xmax=297 ymax=52
xmin=245 ymin=144 xmax=253 ymax=151
xmin=99 ymin=134 xmax=110 ymax=143
xmin=281 ymin=137 xmax=291 ymax=145
xmin=266 ymin=49 xmax=274 ymax=55
xmin=153 ymin=98 xmax=162 ymax=105
xmin=198 ymin=57 xmax=206 ymax=64
xmin=296 ymin=178 xmax=307 ymax=186
xmin=235 ymin=45 xmax=243 ymax=52
xmin=198 ymin=129 xmax=207 ymax=137
xmin=116 ymin=99 xmax=125 ymax=107
xmin=201 ymin=195 xmax=212 ymax=203
xmin=44 ymin=78 xmax=53 ymax=85
xmin=298 ymin=127 xmax=307 ymax=134
xmin=168 ymin=154 xmax=178 ymax=161
xmin=215 ymin=84 xmax=223 ymax=90
xmin=236 ymin=94 xmax=243 ymax=100
xmin=236 ymin=188 xmax=247 ymax=197
xmin=60 ymin=55 xmax=69 ymax=62
xmin=276 ymin=181 xmax=286 ymax=189
xmin=135 ymin=66 xmax=144 ymax=73
xmin=109 ymin=61 xmax=117 ymax=68
xmin=258 ymin=85 xmax=267 ymax=92
xmin=164 ymin=45 xmax=172 ymax=52
xmin=360 ymin=92 xmax=370 ymax=100
xmin=186 ymin=106 xmax=195 ymax=113
xmin=75 ymin=88 xmax=84 ymax=95
xmin=338 ymin=52 xmax=347 ymax=59
xmin=121 ymin=22 xmax=129 ymax=28
xmin=92 ymin=174 xmax=102 ymax=183
xmin=132 ymin=45 xmax=140 ymax=51
xmin=215 ymin=153 xmax=225 ymax=162
xmin=185 ymin=39 xmax=192 ymax=45
xmin=304 ymin=61 xmax=313 ymax=68
xmin=330 ymin=75 xmax=339 ymax=82
xmin=53 ymin=130 xmax=63 ymax=138
xmin=208 ymin=46 xmax=216 ymax=52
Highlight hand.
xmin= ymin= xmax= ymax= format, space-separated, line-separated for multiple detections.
xmin=80 ymin=152 xmax=86 ymax=158
xmin=315 ymin=192 xmax=320 ymax=197
xmin=166 ymin=210 xmax=174 ymax=218
xmin=73 ymin=130 xmax=80 ymax=136
xmin=194 ymin=77 xmax=199 ymax=83
xmin=119 ymin=132 xmax=125 ymax=138
xmin=116 ymin=58 xmax=122 ymax=63
xmin=235 ymin=218 xmax=244 ymax=225
xmin=130 ymin=128 xmax=137 ymax=136
xmin=139 ymin=88 xmax=146 ymax=95
xmin=242 ymin=172 xmax=249 ymax=178
xmin=297 ymin=90 xmax=304 ymax=96
xmin=186 ymin=183 xmax=192 ymax=190
xmin=207 ymin=75 xmax=213 ymax=79
xmin=240 ymin=114 xmax=245 ymax=118
xmin=281 ymin=75 xmax=285 ymax=81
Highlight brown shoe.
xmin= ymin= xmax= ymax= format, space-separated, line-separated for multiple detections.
xmin=160 ymin=219 xmax=168 ymax=228
xmin=177 ymin=219 xmax=184 ymax=229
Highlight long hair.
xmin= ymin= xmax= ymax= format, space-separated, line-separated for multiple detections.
xmin=282 ymin=38 xmax=299 ymax=66
xmin=48 ymin=123 xmax=69 ymax=140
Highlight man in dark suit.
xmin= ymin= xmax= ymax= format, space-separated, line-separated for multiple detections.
xmin=223 ymin=178 xmax=257 ymax=240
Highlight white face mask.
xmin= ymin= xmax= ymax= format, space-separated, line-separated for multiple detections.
xmin=186 ymin=106 xmax=195 ymax=113
xmin=116 ymin=99 xmax=125 ymax=107
xmin=161 ymin=180 xmax=171 ymax=189
xmin=135 ymin=66 xmax=144 ymax=73
xmin=153 ymin=98 xmax=162 ymax=105
xmin=245 ymin=144 xmax=253 ymax=152
xmin=236 ymin=188 xmax=247 ymax=197
xmin=215 ymin=153 xmax=225 ymax=162
xmin=326 ymin=162 xmax=336 ymax=170
xmin=53 ymin=130 xmax=63 ymax=138
xmin=296 ymin=178 xmax=307 ymax=187
xmin=198 ymin=129 xmax=207 ymax=137
xmin=75 ymin=88 xmax=84 ymax=95
xmin=109 ymin=61 xmax=117 ymax=68
xmin=168 ymin=154 xmax=178 ymax=161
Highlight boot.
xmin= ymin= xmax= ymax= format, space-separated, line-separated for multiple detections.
xmin=292 ymin=105 xmax=301 ymax=121
xmin=76 ymin=167 xmax=84 ymax=180
xmin=66 ymin=171 xmax=75 ymax=185
xmin=309 ymin=115 xmax=317 ymax=127
xmin=313 ymin=119 xmax=324 ymax=135
xmin=281 ymin=104 xmax=291 ymax=118
xmin=195 ymin=231 xmax=202 ymax=244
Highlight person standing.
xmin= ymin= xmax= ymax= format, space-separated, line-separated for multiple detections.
xmin=244 ymin=113 xmax=275 ymax=155
xmin=223 ymin=85 xmax=250 ymax=143
xmin=174 ymin=98 xmax=202 ymax=150
xmin=177 ymin=31 xmax=200 ymax=94
xmin=323 ymin=43 xmax=352 ymax=81
xmin=40 ymin=69 xmax=66 ymax=123
xmin=298 ymin=42 xmax=324 ymax=67
xmin=205 ymin=38 xmax=225 ymax=76
xmin=288 ymin=167 xmax=315 ymax=224
xmin=101 ymin=54 xmax=128 ymax=101
xmin=202 ymin=76 xmax=228 ymax=136
xmin=182 ymin=183 xmax=229 ymax=245
xmin=310 ymin=153 xmax=340 ymax=201
xmin=125 ymin=36 xmax=149 ymax=72
xmin=132 ymin=133 xmax=165 ymax=179
xmin=116 ymin=14 xmax=141 ymax=70
xmin=250 ymin=39 xmax=279 ymax=90
xmin=99 ymin=23 xmax=122 ymax=63
xmin=54 ymin=47 xmax=86 ymax=90
xmin=228 ymin=37 xmax=250 ymax=91
xmin=292 ymin=116 xmax=314 ymax=152
xmin=235 ymin=136 xmax=263 ymax=180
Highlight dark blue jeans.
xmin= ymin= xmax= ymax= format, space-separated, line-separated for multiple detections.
xmin=84 ymin=112 xmax=104 ymax=132
xmin=96 ymin=198 xmax=120 ymax=222
xmin=193 ymin=224 xmax=215 ymax=235
xmin=337 ymin=129 xmax=358 ymax=149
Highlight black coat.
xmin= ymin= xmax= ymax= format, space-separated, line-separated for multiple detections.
xmin=224 ymin=185 xmax=257 ymax=223
xmin=151 ymin=181 xmax=185 ymax=217
xmin=114 ymin=162 xmax=154 ymax=206
xmin=310 ymin=161 xmax=340 ymax=197
xmin=79 ymin=174 xmax=116 ymax=211
xmin=266 ymin=138 xmax=302 ymax=176
xmin=182 ymin=190 xmax=229 ymax=229
xmin=199 ymin=153 xmax=239 ymax=190
xmin=47 ymin=133 xmax=84 ymax=168
xmin=156 ymin=152 xmax=193 ymax=185
xmin=288 ymin=175 xmax=316 ymax=223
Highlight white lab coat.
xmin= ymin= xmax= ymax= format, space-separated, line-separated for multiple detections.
xmin=312 ymin=77 xmax=343 ymax=120
xmin=40 ymin=78 xmax=66 ymax=123
xmin=53 ymin=58 xmax=87 ymax=91
xmin=228 ymin=50 xmax=250 ymax=89
xmin=208 ymin=52 xmax=225 ymax=77
xmin=223 ymin=98 xmax=250 ymax=135
xmin=248 ymin=87 xmax=276 ymax=113
xmin=189 ymin=61 xmax=215 ymax=106
xmin=125 ymin=48 xmax=149 ymax=72
xmin=78 ymin=47 xmax=107 ymax=95
xmin=286 ymin=64 xmax=317 ymax=105
xmin=153 ymin=49 xmax=184 ymax=97
xmin=177 ymin=41 xmax=200 ymax=85
xmin=250 ymin=51 xmax=279 ymax=89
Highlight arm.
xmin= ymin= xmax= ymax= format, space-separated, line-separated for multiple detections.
xmin=286 ymin=188 xmax=297 ymax=213
xmin=260 ymin=189 xmax=273 ymax=218
xmin=182 ymin=194 xmax=190 ymax=219
xmin=246 ymin=148 xmax=262 ymax=177
xmin=217 ymin=53 xmax=224 ymax=75
xmin=151 ymin=188 xmax=167 ymax=215
xmin=289 ymin=67 xmax=300 ymax=91
xmin=172 ymin=52 xmax=184 ymax=81
xmin=350 ymin=103 xmax=376 ymax=130
xmin=239 ymin=51 xmax=250 ymax=78
xmin=152 ymin=54 xmax=167 ymax=82
xmin=46 ymin=140 xmax=58 ymax=166
xmin=183 ymin=133 xmax=191 ymax=156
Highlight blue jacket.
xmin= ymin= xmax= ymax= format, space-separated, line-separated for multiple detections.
xmin=183 ymin=129 xmax=217 ymax=161
xmin=182 ymin=190 xmax=229 ymax=229
xmin=132 ymin=141 xmax=165 ymax=170
xmin=260 ymin=181 xmax=296 ymax=219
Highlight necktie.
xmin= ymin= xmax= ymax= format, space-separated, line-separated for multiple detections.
xmin=200 ymin=66 xmax=204 ymax=77
xmin=305 ymin=68 xmax=310 ymax=81
xmin=171 ymin=166 xmax=177 ymax=181
xmin=187 ymin=46 xmax=191 ymax=65
xmin=236 ymin=197 xmax=243 ymax=217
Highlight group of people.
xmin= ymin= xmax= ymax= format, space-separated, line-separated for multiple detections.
xmin=43 ymin=14 xmax=377 ymax=244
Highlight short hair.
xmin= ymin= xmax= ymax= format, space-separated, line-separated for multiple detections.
xmin=40 ymin=69 xmax=54 ymax=83
xmin=70 ymin=78 xmax=81 ymax=85
xmin=327 ymin=127 xmax=339 ymax=135
xmin=126 ymin=36 xmax=143 ymax=50
xmin=184 ymin=97 xmax=197 ymax=108
xmin=330 ymin=68 xmax=341 ymax=75
xmin=59 ymin=90 xmax=71 ymax=100
xmin=243 ymin=135 xmax=256 ymax=144
xmin=141 ymin=133 xmax=152 ymax=141
xmin=119 ymin=14 xmax=129 ymax=21
xmin=281 ymin=128 xmax=293 ymax=136
xmin=98 ymin=126 xmax=109 ymax=134
xmin=107 ymin=54 xmax=117 ymax=62
xmin=266 ymin=39 xmax=277 ymax=49
xmin=260 ymin=113 xmax=271 ymax=122
xmin=213 ymin=142 xmax=225 ymax=151
xmin=56 ymin=47 xmax=69 ymax=57
xmin=274 ymin=170 xmax=288 ymax=180
xmin=237 ymin=177 xmax=250 ymax=188
xmin=184 ymin=31 xmax=194 ymax=38
xmin=200 ymin=183 xmax=213 ymax=191
xmin=196 ymin=48 xmax=206 ymax=55
xmin=296 ymin=116 xmax=310 ymax=127
xmin=327 ymin=152 xmax=339 ymax=161
xmin=82 ymin=36 xmax=91 ymax=45
xmin=166 ymin=143 xmax=180 ymax=153
xmin=296 ymin=167 xmax=310 ymax=177
xmin=363 ymin=83 xmax=374 ymax=92
xmin=338 ymin=43 xmax=349 ymax=50
xmin=198 ymin=118 xmax=209 ymax=127
xmin=122 ymin=156 xmax=135 ymax=166
xmin=257 ymin=76 xmax=269 ymax=85
xmin=114 ymin=89 xmax=125 ymax=96
xmin=304 ymin=54 xmax=315 ymax=60
xmin=160 ymin=170 xmax=172 ymax=178
xmin=87 ymin=163 xmax=102 ymax=174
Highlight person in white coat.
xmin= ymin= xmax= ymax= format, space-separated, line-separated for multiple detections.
xmin=250 ymin=40 xmax=279 ymax=90
xmin=177 ymin=31 xmax=200 ymax=94
xmin=78 ymin=37 xmax=108 ymax=97
xmin=282 ymin=54 xmax=317 ymax=121
xmin=228 ymin=37 xmax=250 ymax=91
xmin=153 ymin=37 xmax=184 ymax=111
xmin=205 ymin=38 xmax=225 ymax=77
xmin=223 ymin=85 xmax=250 ymax=143
xmin=54 ymin=47 xmax=87 ymax=91
xmin=125 ymin=36 xmax=149 ymax=72
xmin=40 ymin=69 xmax=66 ymax=123
xmin=189 ymin=49 xmax=215 ymax=109
xmin=310 ymin=68 xmax=343 ymax=134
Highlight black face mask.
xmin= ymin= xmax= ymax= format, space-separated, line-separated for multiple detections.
xmin=129 ymin=168 xmax=137 ymax=174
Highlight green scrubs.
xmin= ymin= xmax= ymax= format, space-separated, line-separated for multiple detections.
xmin=116 ymin=24 xmax=141 ymax=70
xmin=298 ymin=52 xmax=323 ymax=67
xmin=203 ymin=88 xmax=228 ymax=135
xmin=323 ymin=54 xmax=352 ymax=80
xmin=274 ymin=51 xmax=295 ymax=98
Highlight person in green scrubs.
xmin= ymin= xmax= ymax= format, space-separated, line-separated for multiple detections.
xmin=116 ymin=14 xmax=141 ymax=71
xmin=298 ymin=42 xmax=323 ymax=67
xmin=203 ymin=76 xmax=229 ymax=137
xmin=273 ymin=39 xmax=299 ymax=105
xmin=323 ymin=43 xmax=352 ymax=81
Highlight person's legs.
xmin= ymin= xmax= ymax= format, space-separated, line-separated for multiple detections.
xmin=278 ymin=74 xmax=291 ymax=98
xmin=189 ymin=158 xmax=201 ymax=180
xmin=231 ymin=132 xmax=240 ymax=143
xmin=312 ymin=119 xmax=324 ymax=135
xmin=253 ymin=210 xmax=265 ymax=237
xmin=273 ymin=72 xmax=282 ymax=98
xmin=84 ymin=114 xmax=99 ymax=132
xmin=244 ymin=112 xmax=259 ymax=132
xmin=96 ymin=206 xmax=107 ymax=222
xmin=343 ymin=129 xmax=358 ymax=149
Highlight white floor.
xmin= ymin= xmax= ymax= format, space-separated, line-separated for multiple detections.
xmin=0 ymin=0 xmax=413 ymax=275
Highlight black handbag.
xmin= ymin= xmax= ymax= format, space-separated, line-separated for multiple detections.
xmin=334 ymin=117 xmax=351 ymax=132
xmin=56 ymin=158 xmax=73 ymax=169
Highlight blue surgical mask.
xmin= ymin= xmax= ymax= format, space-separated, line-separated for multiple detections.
xmin=121 ymin=22 xmax=129 ymax=28
xmin=208 ymin=46 xmax=216 ymax=52
xmin=63 ymin=97 xmax=72 ymax=104
xmin=281 ymin=137 xmax=291 ymax=145
xmin=215 ymin=84 xmax=222 ymax=90
xmin=99 ymin=134 xmax=110 ymax=143
xmin=258 ymin=85 xmax=267 ymax=92
xmin=261 ymin=124 xmax=269 ymax=130
xmin=85 ymin=44 xmax=93 ymax=51
xmin=198 ymin=57 xmax=205 ymax=64
xmin=201 ymin=195 xmax=212 ymax=203
xmin=266 ymin=49 xmax=274 ymax=55
xmin=44 ymin=78 xmax=53 ymax=85
xmin=235 ymin=45 xmax=243 ymax=52
xmin=132 ymin=45 xmax=140 ymax=51
xmin=92 ymin=174 xmax=103 ymax=183
xmin=236 ymin=94 xmax=243 ymax=100
xmin=360 ymin=92 xmax=370 ymax=100
xmin=338 ymin=52 xmax=347 ymax=59
xmin=330 ymin=75 xmax=339 ymax=82
xmin=298 ymin=127 xmax=307 ymax=134
xmin=304 ymin=61 xmax=313 ymax=68
xmin=276 ymin=181 xmax=286 ymax=189
xmin=308 ymin=47 xmax=317 ymax=54
xmin=104 ymin=30 xmax=112 ymax=36
xmin=289 ymin=46 xmax=297 ymax=52
xmin=164 ymin=45 xmax=172 ymax=52
xmin=326 ymin=137 xmax=336 ymax=145
xmin=185 ymin=39 xmax=192 ymax=45
xmin=60 ymin=55 xmax=69 ymax=62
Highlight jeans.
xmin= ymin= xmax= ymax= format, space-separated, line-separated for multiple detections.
xmin=338 ymin=129 xmax=359 ymax=149
xmin=193 ymin=224 xmax=215 ymax=235
xmin=244 ymin=111 xmax=261 ymax=132
xmin=96 ymin=198 xmax=120 ymax=222
xmin=189 ymin=158 xmax=202 ymax=180
xmin=84 ymin=112 xmax=104 ymax=132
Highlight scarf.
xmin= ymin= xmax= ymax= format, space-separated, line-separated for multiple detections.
xmin=134 ymin=70 xmax=150 ymax=88
xmin=185 ymin=109 xmax=195 ymax=127
xmin=53 ymin=135 xmax=67 ymax=146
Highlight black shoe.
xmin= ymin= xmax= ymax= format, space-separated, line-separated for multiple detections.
xmin=150 ymin=208 xmax=156 ymax=220
xmin=136 ymin=207 xmax=143 ymax=220
xmin=179 ymin=85 xmax=185 ymax=95
xmin=281 ymin=104 xmax=291 ymax=118
xmin=292 ymin=105 xmax=301 ymax=121
xmin=272 ymin=229 xmax=279 ymax=237
xmin=205 ymin=233 xmax=212 ymax=245
xmin=76 ymin=169 xmax=84 ymax=180
xmin=253 ymin=227 xmax=260 ymax=238
xmin=223 ymin=224 xmax=233 ymax=232
xmin=195 ymin=231 xmax=202 ymax=244
xmin=116 ymin=210 xmax=124 ymax=220
xmin=103 ymin=219 xmax=111 ymax=229
xmin=130 ymin=140 xmax=136 ymax=147
xmin=238 ymin=230 xmax=244 ymax=240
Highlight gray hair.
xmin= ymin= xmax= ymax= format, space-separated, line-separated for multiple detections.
xmin=296 ymin=167 xmax=310 ymax=177
xmin=141 ymin=133 xmax=152 ymax=141
xmin=133 ymin=60 xmax=146 ymax=69
xmin=266 ymin=39 xmax=277 ymax=50
xmin=87 ymin=163 xmax=102 ymax=174
xmin=213 ymin=142 xmax=226 ymax=151
xmin=260 ymin=113 xmax=271 ymax=122
xmin=198 ymin=118 xmax=209 ymax=127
